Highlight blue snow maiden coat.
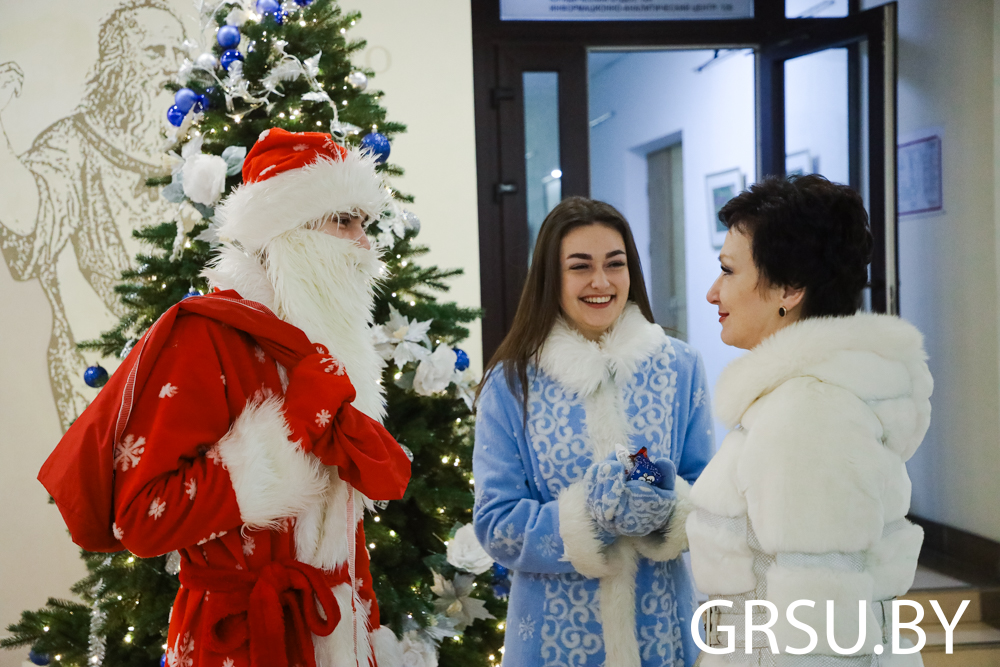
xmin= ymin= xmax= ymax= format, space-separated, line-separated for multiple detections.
xmin=473 ymin=304 xmax=715 ymax=667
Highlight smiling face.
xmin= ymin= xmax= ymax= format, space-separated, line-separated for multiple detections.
xmin=706 ymin=228 xmax=804 ymax=349
xmin=559 ymin=223 xmax=630 ymax=340
xmin=316 ymin=212 xmax=371 ymax=249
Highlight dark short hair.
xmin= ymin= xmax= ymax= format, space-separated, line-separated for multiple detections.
xmin=718 ymin=174 xmax=874 ymax=318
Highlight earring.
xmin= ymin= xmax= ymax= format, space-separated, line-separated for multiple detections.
xmin=779 ymin=306 xmax=787 ymax=317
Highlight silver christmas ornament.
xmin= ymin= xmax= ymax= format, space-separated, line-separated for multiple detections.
xmin=195 ymin=53 xmax=219 ymax=70
xmin=165 ymin=550 xmax=182 ymax=575
xmin=402 ymin=210 xmax=421 ymax=235
xmin=346 ymin=71 xmax=368 ymax=91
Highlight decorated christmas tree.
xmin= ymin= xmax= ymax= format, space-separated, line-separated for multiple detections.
xmin=2 ymin=1 xmax=507 ymax=665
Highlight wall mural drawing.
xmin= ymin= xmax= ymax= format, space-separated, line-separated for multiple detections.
xmin=0 ymin=0 xmax=185 ymax=429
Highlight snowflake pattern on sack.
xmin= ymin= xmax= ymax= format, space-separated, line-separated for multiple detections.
xmin=321 ymin=356 xmax=345 ymax=375
xmin=166 ymin=632 xmax=194 ymax=667
xmin=112 ymin=523 xmax=124 ymax=540
xmin=159 ymin=383 xmax=178 ymax=398
xmin=527 ymin=375 xmax=591 ymax=496
xmin=540 ymin=574 xmax=602 ymax=666
xmin=223 ymin=658 xmax=235 ymax=667
xmin=242 ymin=536 xmax=255 ymax=556
xmin=205 ymin=445 xmax=226 ymax=468
xmin=490 ymin=522 xmax=524 ymax=557
xmin=316 ymin=409 xmax=332 ymax=427
xmin=185 ymin=479 xmax=197 ymax=500
xmin=148 ymin=498 xmax=166 ymax=519
xmin=254 ymin=346 xmax=266 ymax=363
xmin=114 ymin=435 xmax=146 ymax=472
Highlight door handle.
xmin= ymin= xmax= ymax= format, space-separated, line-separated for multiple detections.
xmin=495 ymin=182 xmax=518 ymax=200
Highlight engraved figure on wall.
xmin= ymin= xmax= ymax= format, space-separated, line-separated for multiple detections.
xmin=0 ymin=0 xmax=185 ymax=429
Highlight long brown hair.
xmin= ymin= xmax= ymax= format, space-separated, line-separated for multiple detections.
xmin=479 ymin=196 xmax=655 ymax=417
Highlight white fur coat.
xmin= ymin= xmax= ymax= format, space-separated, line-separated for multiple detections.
xmin=687 ymin=313 xmax=932 ymax=665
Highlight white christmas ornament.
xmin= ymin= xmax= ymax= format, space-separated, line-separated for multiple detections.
xmin=413 ymin=345 xmax=457 ymax=396
xmin=446 ymin=524 xmax=494 ymax=575
xmin=399 ymin=631 xmax=438 ymax=667
xmin=195 ymin=53 xmax=219 ymax=71
xmin=346 ymin=70 xmax=368 ymax=91
xmin=182 ymin=154 xmax=228 ymax=206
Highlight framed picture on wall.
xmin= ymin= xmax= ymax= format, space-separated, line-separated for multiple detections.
xmin=785 ymin=150 xmax=817 ymax=176
xmin=705 ymin=168 xmax=745 ymax=248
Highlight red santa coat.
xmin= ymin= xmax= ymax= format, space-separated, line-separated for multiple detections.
xmin=40 ymin=291 xmax=410 ymax=667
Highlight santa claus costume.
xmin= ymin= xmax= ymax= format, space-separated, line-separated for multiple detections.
xmin=39 ymin=128 xmax=411 ymax=667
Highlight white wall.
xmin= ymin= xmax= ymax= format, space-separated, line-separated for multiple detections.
xmin=339 ymin=0 xmax=482 ymax=373
xmin=864 ymin=0 xmax=1000 ymax=542
xmin=0 ymin=3 xmax=478 ymax=666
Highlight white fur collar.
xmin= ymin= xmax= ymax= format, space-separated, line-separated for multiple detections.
xmin=715 ymin=313 xmax=931 ymax=428
xmin=537 ymin=303 xmax=665 ymax=396
xmin=203 ymin=245 xmax=276 ymax=309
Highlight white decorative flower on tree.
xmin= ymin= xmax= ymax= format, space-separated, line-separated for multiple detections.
xmin=372 ymin=306 xmax=432 ymax=368
xmin=446 ymin=524 xmax=494 ymax=575
xmin=413 ymin=345 xmax=457 ymax=396
xmin=399 ymin=631 xmax=438 ymax=667
xmin=430 ymin=571 xmax=495 ymax=631
xmin=182 ymin=153 xmax=229 ymax=206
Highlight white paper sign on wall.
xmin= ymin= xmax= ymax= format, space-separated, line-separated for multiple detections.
xmin=898 ymin=133 xmax=943 ymax=216
xmin=500 ymin=0 xmax=754 ymax=21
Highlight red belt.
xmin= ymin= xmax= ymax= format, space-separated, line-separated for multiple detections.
xmin=179 ymin=559 xmax=347 ymax=667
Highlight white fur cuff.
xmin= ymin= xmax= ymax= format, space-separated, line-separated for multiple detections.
xmin=216 ymin=396 xmax=327 ymax=530
xmin=557 ymin=480 xmax=613 ymax=578
xmin=636 ymin=477 xmax=693 ymax=562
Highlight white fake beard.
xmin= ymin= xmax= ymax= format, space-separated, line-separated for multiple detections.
xmin=266 ymin=228 xmax=387 ymax=422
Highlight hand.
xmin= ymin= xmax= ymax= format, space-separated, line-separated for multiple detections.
xmin=0 ymin=62 xmax=24 ymax=114
xmin=585 ymin=453 xmax=677 ymax=537
xmin=283 ymin=352 xmax=355 ymax=451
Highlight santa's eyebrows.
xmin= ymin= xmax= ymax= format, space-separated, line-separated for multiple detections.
xmin=566 ymin=250 xmax=626 ymax=260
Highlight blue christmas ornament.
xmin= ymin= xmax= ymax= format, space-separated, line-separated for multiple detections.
xmin=183 ymin=287 xmax=201 ymax=299
xmin=216 ymin=25 xmax=241 ymax=49
xmin=490 ymin=563 xmax=511 ymax=600
xmin=294 ymin=0 xmax=313 ymax=5
xmin=360 ymin=132 xmax=390 ymax=164
xmin=166 ymin=105 xmax=186 ymax=127
xmin=193 ymin=94 xmax=210 ymax=113
xmin=173 ymin=87 xmax=199 ymax=114
xmin=627 ymin=447 xmax=664 ymax=486
xmin=28 ymin=650 xmax=50 ymax=666
xmin=84 ymin=364 xmax=109 ymax=389
xmin=220 ymin=49 xmax=244 ymax=71
xmin=160 ymin=655 xmax=166 ymax=667
xmin=454 ymin=348 xmax=470 ymax=372
xmin=256 ymin=0 xmax=281 ymax=15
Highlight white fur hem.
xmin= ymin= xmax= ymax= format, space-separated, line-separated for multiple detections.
xmin=313 ymin=583 xmax=373 ymax=667
xmin=636 ymin=477 xmax=693 ymax=562
xmin=371 ymin=626 xmax=403 ymax=667
xmin=557 ymin=480 xmax=613 ymax=578
xmin=216 ymin=396 xmax=327 ymax=530
xmin=598 ymin=541 xmax=641 ymax=667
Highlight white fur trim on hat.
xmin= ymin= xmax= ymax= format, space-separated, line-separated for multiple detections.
xmin=214 ymin=146 xmax=392 ymax=254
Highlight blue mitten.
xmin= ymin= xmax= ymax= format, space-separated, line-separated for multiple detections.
xmin=613 ymin=480 xmax=676 ymax=536
xmin=584 ymin=453 xmax=628 ymax=539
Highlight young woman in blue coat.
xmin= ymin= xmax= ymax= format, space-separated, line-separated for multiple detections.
xmin=473 ymin=197 xmax=714 ymax=667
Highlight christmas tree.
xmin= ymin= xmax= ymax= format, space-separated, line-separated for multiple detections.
xmin=2 ymin=1 xmax=507 ymax=665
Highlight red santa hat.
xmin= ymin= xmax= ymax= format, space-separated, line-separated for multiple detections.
xmin=213 ymin=128 xmax=392 ymax=253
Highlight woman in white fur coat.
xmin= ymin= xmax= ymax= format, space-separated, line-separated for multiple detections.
xmin=689 ymin=174 xmax=932 ymax=666
xmin=473 ymin=197 xmax=714 ymax=667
